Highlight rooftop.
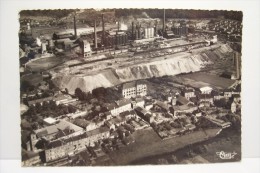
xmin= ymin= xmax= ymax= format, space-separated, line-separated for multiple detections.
xmin=122 ymin=81 xmax=146 ymax=90
xmin=155 ymin=101 xmax=170 ymax=111
xmin=173 ymin=105 xmax=195 ymax=111
xmin=43 ymin=117 xmax=57 ymax=125
xmin=177 ymin=95 xmax=190 ymax=105
xmin=86 ymin=126 xmax=110 ymax=137
xmin=134 ymin=106 xmax=149 ymax=115
xmin=199 ymin=94 xmax=213 ymax=99
xmin=34 ymin=120 xmax=83 ymax=138
xmin=107 ymin=102 xmax=118 ymax=110
xmin=73 ymin=118 xmax=92 ymax=128
xmin=200 ymin=86 xmax=213 ymax=92
xmin=115 ymin=99 xmax=131 ymax=107
xmin=27 ymin=96 xmax=53 ymax=106
xmin=122 ymin=82 xmax=136 ymax=90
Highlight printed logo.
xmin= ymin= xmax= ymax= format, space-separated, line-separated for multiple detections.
xmin=216 ymin=151 xmax=237 ymax=160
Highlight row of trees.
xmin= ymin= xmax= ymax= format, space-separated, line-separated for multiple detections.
xmin=23 ymin=100 xmax=77 ymax=120
xmin=74 ymin=87 xmax=122 ymax=103
xmin=115 ymin=9 xmax=243 ymax=21
xmin=20 ymin=9 xmax=75 ymax=18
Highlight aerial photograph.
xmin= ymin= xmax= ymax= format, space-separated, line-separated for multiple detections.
xmin=19 ymin=8 xmax=242 ymax=166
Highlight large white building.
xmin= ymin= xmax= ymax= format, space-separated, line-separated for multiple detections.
xmin=122 ymin=81 xmax=147 ymax=99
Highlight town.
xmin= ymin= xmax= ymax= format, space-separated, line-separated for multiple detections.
xmin=19 ymin=9 xmax=242 ymax=166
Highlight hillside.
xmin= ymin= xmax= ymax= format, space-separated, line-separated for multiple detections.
xmin=53 ymin=44 xmax=233 ymax=94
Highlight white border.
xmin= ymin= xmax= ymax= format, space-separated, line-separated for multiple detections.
xmin=0 ymin=0 xmax=260 ymax=172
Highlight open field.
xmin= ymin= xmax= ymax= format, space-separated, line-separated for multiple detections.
xmin=171 ymin=72 xmax=236 ymax=90
xmin=104 ymin=127 xmax=221 ymax=165
xmin=131 ymin=127 xmax=241 ymax=165
xmin=26 ymin=56 xmax=65 ymax=72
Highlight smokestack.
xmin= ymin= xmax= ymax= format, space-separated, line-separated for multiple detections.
xmin=154 ymin=20 xmax=157 ymax=37
xmin=102 ymin=13 xmax=105 ymax=47
xmin=94 ymin=20 xmax=97 ymax=49
xmin=74 ymin=15 xmax=77 ymax=38
xmin=163 ymin=9 xmax=166 ymax=31
xmin=137 ymin=24 xmax=140 ymax=39
xmin=132 ymin=21 xmax=135 ymax=40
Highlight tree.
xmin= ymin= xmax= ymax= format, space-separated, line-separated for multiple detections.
xmin=35 ymin=102 xmax=42 ymax=113
xmin=157 ymin=158 xmax=169 ymax=165
xmin=68 ymin=105 xmax=77 ymax=113
xmin=214 ymin=98 xmax=227 ymax=108
xmin=75 ymin=88 xmax=83 ymax=99
xmin=171 ymin=154 xmax=179 ymax=163
xmin=21 ymin=80 xmax=34 ymax=92
xmin=164 ymin=122 xmax=172 ymax=130
xmin=49 ymin=100 xmax=57 ymax=110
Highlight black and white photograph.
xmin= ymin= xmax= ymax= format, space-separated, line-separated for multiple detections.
xmin=18 ymin=8 xmax=244 ymax=166
xmin=1 ymin=0 xmax=260 ymax=172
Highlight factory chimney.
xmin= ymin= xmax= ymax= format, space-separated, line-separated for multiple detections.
xmin=94 ymin=20 xmax=97 ymax=49
xmin=154 ymin=20 xmax=158 ymax=37
xmin=117 ymin=21 xmax=120 ymax=31
xmin=102 ymin=13 xmax=105 ymax=47
xmin=163 ymin=9 xmax=166 ymax=32
xmin=132 ymin=21 xmax=135 ymax=40
xmin=74 ymin=15 xmax=77 ymax=38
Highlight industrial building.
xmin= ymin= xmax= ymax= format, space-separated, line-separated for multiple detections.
xmin=104 ymin=31 xmax=129 ymax=48
xmin=172 ymin=25 xmax=188 ymax=36
xmin=122 ymin=81 xmax=147 ymax=99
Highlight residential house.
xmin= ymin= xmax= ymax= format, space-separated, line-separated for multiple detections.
xmin=172 ymin=105 xmax=198 ymax=116
xmin=199 ymin=86 xmax=213 ymax=94
xmin=115 ymin=99 xmax=132 ymax=115
xmin=224 ymin=89 xmax=240 ymax=98
xmin=198 ymin=94 xmax=214 ymax=104
xmin=144 ymin=102 xmax=153 ymax=110
xmin=73 ymin=118 xmax=97 ymax=131
xmin=134 ymin=107 xmax=154 ymax=123
xmin=43 ymin=117 xmax=57 ymax=125
xmin=231 ymin=101 xmax=237 ymax=113
xmin=107 ymin=99 xmax=132 ymax=116
xmin=30 ymin=120 xmax=84 ymax=152
xmin=45 ymin=127 xmax=110 ymax=162
xmin=131 ymin=97 xmax=145 ymax=108
xmin=119 ymin=110 xmax=136 ymax=120
xmin=176 ymin=95 xmax=192 ymax=106
xmin=154 ymin=101 xmax=170 ymax=112
xmin=182 ymin=88 xmax=195 ymax=100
